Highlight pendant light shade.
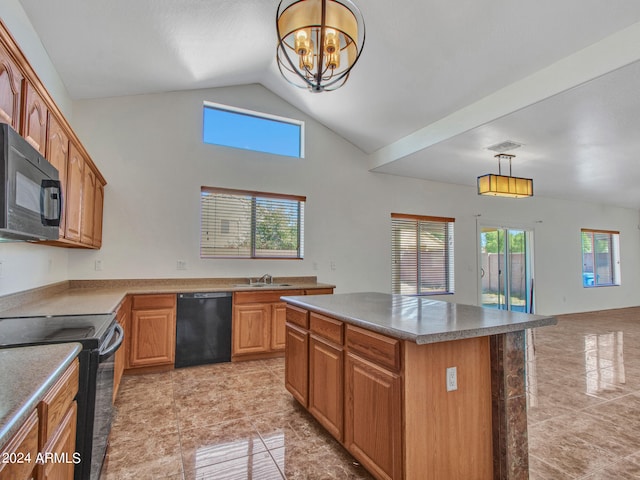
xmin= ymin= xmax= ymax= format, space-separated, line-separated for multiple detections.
xmin=477 ymin=154 xmax=533 ymax=198
xmin=276 ymin=0 xmax=366 ymax=92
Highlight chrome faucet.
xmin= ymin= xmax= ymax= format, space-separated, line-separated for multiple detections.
xmin=257 ymin=273 xmax=273 ymax=284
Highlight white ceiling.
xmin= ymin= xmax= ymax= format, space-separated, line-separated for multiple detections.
xmin=16 ymin=0 xmax=640 ymax=209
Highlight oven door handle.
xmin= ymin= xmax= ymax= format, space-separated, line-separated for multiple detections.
xmin=99 ymin=323 xmax=124 ymax=361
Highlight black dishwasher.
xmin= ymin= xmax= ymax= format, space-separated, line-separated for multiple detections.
xmin=175 ymin=292 xmax=232 ymax=368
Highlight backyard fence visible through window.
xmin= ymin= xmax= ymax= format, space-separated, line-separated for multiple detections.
xmin=581 ymin=228 xmax=621 ymax=287
xmin=391 ymin=213 xmax=455 ymax=295
xmin=201 ymin=187 xmax=305 ymax=259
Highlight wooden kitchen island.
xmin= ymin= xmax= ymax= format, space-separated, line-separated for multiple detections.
xmin=281 ymin=292 xmax=557 ymax=480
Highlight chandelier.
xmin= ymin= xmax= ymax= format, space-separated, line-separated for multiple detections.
xmin=477 ymin=154 xmax=534 ymax=198
xmin=276 ymin=0 xmax=366 ymax=92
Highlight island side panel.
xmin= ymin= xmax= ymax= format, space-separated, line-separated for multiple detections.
xmin=403 ymin=336 xmax=493 ymax=479
xmin=490 ymin=331 xmax=528 ymax=480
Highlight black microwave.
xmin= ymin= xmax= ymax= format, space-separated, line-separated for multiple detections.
xmin=0 ymin=123 xmax=62 ymax=241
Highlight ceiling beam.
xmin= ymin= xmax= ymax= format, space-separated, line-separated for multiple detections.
xmin=369 ymin=20 xmax=640 ymax=171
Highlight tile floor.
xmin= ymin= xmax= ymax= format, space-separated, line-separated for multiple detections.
xmin=101 ymin=306 xmax=640 ymax=479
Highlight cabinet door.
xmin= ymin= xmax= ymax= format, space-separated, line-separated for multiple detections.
xmin=345 ymin=353 xmax=403 ymax=480
xmin=80 ymin=165 xmax=96 ymax=245
xmin=129 ymin=308 xmax=176 ymax=367
xmin=232 ymin=304 xmax=271 ymax=356
xmin=284 ymin=323 xmax=308 ymax=407
xmin=270 ymin=302 xmax=287 ymax=351
xmin=38 ymin=403 xmax=77 ymax=480
xmin=309 ymin=336 xmax=343 ymax=441
xmin=0 ymin=43 xmax=23 ymax=131
xmin=22 ymin=82 xmax=48 ymax=155
xmin=92 ymin=180 xmax=104 ymax=248
xmin=45 ymin=114 xmax=68 ymax=237
xmin=0 ymin=409 xmax=38 ymax=480
xmin=64 ymin=143 xmax=84 ymax=242
xmin=113 ymin=297 xmax=130 ymax=401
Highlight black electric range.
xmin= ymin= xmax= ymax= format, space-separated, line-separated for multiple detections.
xmin=0 ymin=313 xmax=123 ymax=480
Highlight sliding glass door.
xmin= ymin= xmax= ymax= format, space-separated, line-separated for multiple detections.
xmin=480 ymin=227 xmax=533 ymax=313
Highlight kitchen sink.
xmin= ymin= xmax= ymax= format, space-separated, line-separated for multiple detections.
xmin=233 ymin=283 xmax=292 ymax=287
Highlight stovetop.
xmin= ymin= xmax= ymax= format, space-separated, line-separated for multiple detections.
xmin=0 ymin=313 xmax=116 ymax=350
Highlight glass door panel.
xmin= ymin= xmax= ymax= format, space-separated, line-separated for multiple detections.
xmin=480 ymin=227 xmax=532 ymax=312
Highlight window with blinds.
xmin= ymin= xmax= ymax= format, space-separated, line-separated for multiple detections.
xmin=391 ymin=213 xmax=455 ymax=295
xmin=201 ymin=187 xmax=305 ymax=259
xmin=581 ymin=228 xmax=621 ymax=287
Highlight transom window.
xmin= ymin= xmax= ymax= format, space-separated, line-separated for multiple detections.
xmin=581 ymin=228 xmax=621 ymax=287
xmin=391 ymin=213 xmax=455 ymax=295
xmin=201 ymin=187 xmax=305 ymax=259
xmin=203 ymin=102 xmax=304 ymax=158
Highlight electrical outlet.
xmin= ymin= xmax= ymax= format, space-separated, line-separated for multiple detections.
xmin=446 ymin=367 xmax=458 ymax=392
xmin=330 ymin=261 xmax=336 ymax=271
xmin=94 ymin=260 xmax=103 ymax=271
xmin=0 ymin=260 xmax=3 ymax=278
xmin=176 ymin=260 xmax=187 ymax=271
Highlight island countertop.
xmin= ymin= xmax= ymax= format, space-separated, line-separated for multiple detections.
xmin=281 ymin=291 xmax=557 ymax=344
xmin=0 ymin=343 xmax=81 ymax=448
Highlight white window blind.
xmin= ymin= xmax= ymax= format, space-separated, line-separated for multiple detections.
xmin=201 ymin=187 xmax=305 ymax=259
xmin=581 ymin=228 xmax=620 ymax=287
xmin=391 ymin=213 xmax=455 ymax=295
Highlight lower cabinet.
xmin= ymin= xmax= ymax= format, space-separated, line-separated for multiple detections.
xmin=0 ymin=359 xmax=79 ymax=480
xmin=127 ymin=294 xmax=176 ymax=370
xmin=284 ymin=323 xmax=309 ymax=406
xmin=232 ymin=288 xmax=332 ymax=361
xmin=232 ymin=303 xmax=272 ymax=356
xmin=309 ymin=335 xmax=343 ymax=441
xmin=284 ymin=305 xmax=403 ymax=480
xmin=344 ymin=353 xmax=402 ymax=480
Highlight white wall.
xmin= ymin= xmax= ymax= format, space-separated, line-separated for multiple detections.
xmin=0 ymin=1 xmax=71 ymax=296
xmin=69 ymin=84 xmax=640 ymax=315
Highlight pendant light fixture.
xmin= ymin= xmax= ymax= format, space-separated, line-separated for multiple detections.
xmin=477 ymin=154 xmax=534 ymax=198
xmin=276 ymin=0 xmax=366 ymax=92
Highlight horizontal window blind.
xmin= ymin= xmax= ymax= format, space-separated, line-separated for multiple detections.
xmin=201 ymin=187 xmax=305 ymax=259
xmin=391 ymin=213 xmax=455 ymax=295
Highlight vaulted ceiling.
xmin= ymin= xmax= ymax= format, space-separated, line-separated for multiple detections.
xmin=17 ymin=0 xmax=640 ymax=208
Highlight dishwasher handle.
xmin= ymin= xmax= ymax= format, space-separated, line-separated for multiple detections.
xmin=178 ymin=292 xmax=233 ymax=299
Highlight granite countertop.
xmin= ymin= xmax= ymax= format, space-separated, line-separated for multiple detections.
xmin=0 ymin=343 xmax=82 ymax=448
xmin=0 ymin=277 xmax=335 ymax=318
xmin=281 ymin=292 xmax=557 ymax=344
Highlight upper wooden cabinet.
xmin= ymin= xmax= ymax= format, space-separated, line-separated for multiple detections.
xmin=21 ymin=82 xmax=48 ymax=156
xmin=0 ymin=42 xmax=23 ymax=131
xmin=0 ymin=19 xmax=106 ymax=249
xmin=64 ymin=143 xmax=84 ymax=243
xmin=46 ymin=114 xmax=69 ymax=237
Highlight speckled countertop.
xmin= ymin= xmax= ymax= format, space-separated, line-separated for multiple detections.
xmin=0 ymin=277 xmax=335 ymax=318
xmin=282 ymin=292 xmax=557 ymax=344
xmin=0 ymin=343 xmax=81 ymax=448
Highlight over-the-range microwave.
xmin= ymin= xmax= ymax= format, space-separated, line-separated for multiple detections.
xmin=0 ymin=123 xmax=62 ymax=241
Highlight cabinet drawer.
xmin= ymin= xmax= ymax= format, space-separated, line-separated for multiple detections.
xmin=234 ymin=289 xmax=304 ymax=304
xmin=132 ymin=294 xmax=176 ymax=310
xmin=38 ymin=359 xmax=79 ymax=449
xmin=286 ymin=305 xmax=309 ymax=328
xmin=346 ymin=325 xmax=401 ymax=371
xmin=310 ymin=313 xmax=343 ymax=345
xmin=305 ymin=288 xmax=334 ymax=295
xmin=0 ymin=409 xmax=38 ymax=480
